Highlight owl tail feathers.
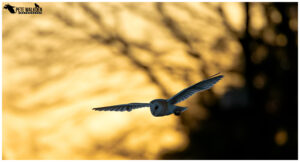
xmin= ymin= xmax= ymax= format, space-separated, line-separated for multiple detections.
xmin=174 ymin=106 xmax=187 ymax=116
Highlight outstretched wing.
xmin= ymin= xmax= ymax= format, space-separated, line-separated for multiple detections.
xmin=168 ymin=73 xmax=224 ymax=105
xmin=92 ymin=103 xmax=150 ymax=112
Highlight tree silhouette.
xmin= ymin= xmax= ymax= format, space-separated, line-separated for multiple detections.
xmin=162 ymin=2 xmax=297 ymax=159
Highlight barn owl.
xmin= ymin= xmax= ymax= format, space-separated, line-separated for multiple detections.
xmin=93 ymin=73 xmax=223 ymax=117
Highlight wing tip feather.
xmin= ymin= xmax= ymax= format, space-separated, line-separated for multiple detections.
xmin=92 ymin=107 xmax=101 ymax=111
xmin=209 ymin=72 xmax=224 ymax=79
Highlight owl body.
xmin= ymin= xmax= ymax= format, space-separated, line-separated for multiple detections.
xmin=93 ymin=73 xmax=223 ymax=117
xmin=150 ymin=99 xmax=188 ymax=117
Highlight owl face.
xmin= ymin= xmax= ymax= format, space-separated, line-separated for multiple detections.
xmin=150 ymin=99 xmax=169 ymax=117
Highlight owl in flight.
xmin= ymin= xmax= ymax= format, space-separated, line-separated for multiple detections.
xmin=93 ymin=73 xmax=223 ymax=117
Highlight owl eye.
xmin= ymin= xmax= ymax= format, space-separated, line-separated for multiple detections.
xmin=154 ymin=106 xmax=158 ymax=110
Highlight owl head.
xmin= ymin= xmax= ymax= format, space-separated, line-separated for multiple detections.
xmin=150 ymin=99 xmax=168 ymax=117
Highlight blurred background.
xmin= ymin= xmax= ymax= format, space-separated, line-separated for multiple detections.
xmin=2 ymin=2 xmax=298 ymax=160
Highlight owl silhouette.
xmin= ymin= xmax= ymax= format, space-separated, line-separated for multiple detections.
xmin=93 ymin=73 xmax=223 ymax=117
